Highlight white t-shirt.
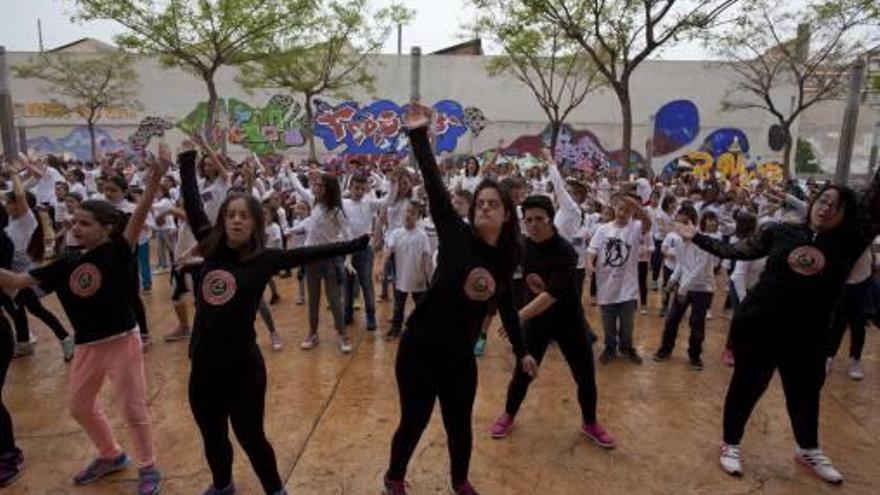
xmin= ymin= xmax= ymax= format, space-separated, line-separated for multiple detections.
xmin=387 ymin=226 xmax=433 ymax=293
xmin=588 ymin=220 xmax=643 ymax=305
xmin=661 ymin=232 xmax=682 ymax=271
xmin=6 ymin=209 xmax=38 ymax=272
xmin=199 ymin=176 xmax=229 ymax=224
xmin=286 ymin=217 xmax=311 ymax=248
xmin=152 ymin=197 xmax=177 ymax=232
xmin=265 ymin=223 xmax=283 ymax=249
xmin=343 ymin=197 xmax=381 ymax=238
xmin=32 ymin=166 xmax=65 ymax=206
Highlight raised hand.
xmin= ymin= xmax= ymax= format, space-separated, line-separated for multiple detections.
xmin=539 ymin=146 xmax=555 ymax=165
xmin=158 ymin=142 xmax=173 ymax=164
xmin=403 ymin=101 xmax=432 ymax=129
xmin=672 ymin=221 xmax=697 ymax=241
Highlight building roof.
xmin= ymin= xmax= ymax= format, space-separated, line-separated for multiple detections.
xmin=431 ymin=39 xmax=483 ymax=56
xmin=47 ymin=38 xmax=118 ymax=54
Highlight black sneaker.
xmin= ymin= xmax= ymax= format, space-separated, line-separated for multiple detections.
xmin=598 ymin=349 xmax=616 ymax=364
xmin=0 ymin=449 xmax=23 ymax=487
xmin=624 ymin=349 xmax=643 ymax=365
xmin=385 ymin=327 xmax=401 ymax=340
xmin=653 ymin=349 xmax=671 ymax=362
xmin=690 ymin=358 xmax=704 ymax=371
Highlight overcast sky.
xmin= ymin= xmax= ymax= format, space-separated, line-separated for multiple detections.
xmin=0 ymin=0 xmax=712 ymax=58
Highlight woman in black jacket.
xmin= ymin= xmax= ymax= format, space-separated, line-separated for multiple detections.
xmin=675 ymin=175 xmax=880 ymax=485
xmin=383 ymin=105 xmax=537 ymax=495
xmin=178 ymin=140 xmax=368 ymax=495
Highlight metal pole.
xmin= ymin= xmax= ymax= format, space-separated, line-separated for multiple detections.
xmin=397 ymin=25 xmax=402 ymax=56
xmin=834 ymin=59 xmax=866 ymax=185
xmin=410 ymin=46 xmax=421 ymax=102
xmin=17 ymin=123 xmax=26 ymax=154
xmin=869 ymin=121 xmax=880 ymax=177
xmin=0 ymin=46 xmax=18 ymax=163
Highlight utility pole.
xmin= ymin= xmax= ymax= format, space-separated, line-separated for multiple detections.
xmin=0 ymin=46 xmax=18 ymax=163
xmin=834 ymin=59 xmax=866 ymax=185
xmin=410 ymin=46 xmax=421 ymax=102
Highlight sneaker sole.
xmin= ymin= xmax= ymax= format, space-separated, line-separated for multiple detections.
xmin=490 ymin=424 xmax=514 ymax=439
xmin=794 ymin=455 xmax=843 ymax=485
xmin=720 ymin=463 xmax=742 ymax=477
xmin=139 ymin=480 xmax=162 ymax=495
xmin=581 ymin=429 xmax=615 ymax=449
xmin=0 ymin=460 xmax=25 ymax=487
xmin=74 ymin=459 xmax=130 ymax=485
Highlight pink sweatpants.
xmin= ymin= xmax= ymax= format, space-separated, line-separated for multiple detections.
xmin=68 ymin=331 xmax=155 ymax=468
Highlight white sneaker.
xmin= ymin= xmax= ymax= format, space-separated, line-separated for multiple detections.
xmin=639 ymin=308 xmax=648 ymax=315
xmin=706 ymin=310 xmax=714 ymax=320
xmin=720 ymin=443 xmax=742 ymax=476
xmin=795 ymin=448 xmax=843 ymax=484
xmin=270 ymin=332 xmax=283 ymax=352
xmin=847 ymin=359 xmax=864 ymax=381
xmin=338 ymin=335 xmax=353 ymax=354
xmin=826 ymin=357 xmax=834 ymax=375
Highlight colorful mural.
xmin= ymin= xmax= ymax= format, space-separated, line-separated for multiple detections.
xmin=128 ymin=116 xmax=175 ymax=150
xmin=313 ymin=99 xmax=482 ymax=156
xmin=506 ymin=123 xmax=612 ymax=171
xmin=227 ymin=95 xmax=306 ymax=155
xmin=653 ymin=100 xmax=700 ymax=156
xmin=14 ymin=101 xmax=138 ymax=120
xmin=27 ymin=126 xmax=132 ymax=161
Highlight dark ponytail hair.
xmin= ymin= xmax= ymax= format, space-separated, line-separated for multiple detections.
xmin=79 ymin=200 xmax=129 ymax=240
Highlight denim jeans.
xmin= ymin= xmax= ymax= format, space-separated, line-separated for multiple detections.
xmin=344 ymin=246 xmax=376 ymax=325
xmin=306 ymin=259 xmax=345 ymax=334
xmin=137 ymin=241 xmax=152 ymax=290
xmin=599 ymin=300 xmax=636 ymax=353
xmin=659 ymin=290 xmax=713 ymax=359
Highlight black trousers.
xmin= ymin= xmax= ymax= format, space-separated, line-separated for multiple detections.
xmin=827 ymin=281 xmax=870 ymax=360
xmin=129 ymin=262 xmax=149 ymax=336
xmin=505 ymin=318 xmax=597 ymax=425
xmin=189 ymin=343 xmax=282 ymax=494
xmin=650 ymin=239 xmax=663 ymax=282
xmin=638 ymin=261 xmax=649 ymax=306
xmin=0 ymin=307 xmax=16 ymax=454
xmin=574 ymin=268 xmax=586 ymax=305
xmin=659 ymin=290 xmax=713 ymax=359
xmin=11 ymin=288 xmax=69 ymax=343
xmin=391 ymin=290 xmax=426 ymax=329
xmin=388 ymin=333 xmax=477 ymax=485
xmin=723 ymin=317 xmax=825 ymax=449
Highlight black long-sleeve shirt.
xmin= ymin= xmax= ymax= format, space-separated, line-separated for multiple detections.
xmin=692 ymin=174 xmax=880 ymax=327
xmin=522 ymin=232 xmax=590 ymax=333
xmin=178 ymin=150 xmax=368 ymax=357
xmin=403 ymin=127 xmax=526 ymax=358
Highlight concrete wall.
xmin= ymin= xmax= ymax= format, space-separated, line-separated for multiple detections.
xmin=9 ymin=50 xmax=862 ymax=174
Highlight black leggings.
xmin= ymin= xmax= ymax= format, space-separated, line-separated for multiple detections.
xmin=650 ymin=239 xmax=663 ymax=282
xmin=0 ymin=307 xmax=16 ymax=454
xmin=189 ymin=343 xmax=282 ymax=494
xmin=723 ymin=324 xmax=825 ymax=448
xmin=129 ymin=262 xmax=149 ymax=337
xmin=388 ymin=334 xmax=477 ymax=485
xmin=505 ymin=319 xmax=597 ymax=425
xmin=11 ymin=288 xmax=69 ymax=343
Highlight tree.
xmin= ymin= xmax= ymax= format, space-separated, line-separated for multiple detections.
xmin=471 ymin=0 xmax=604 ymax=154
xmin=237 ymin=0 xmax=413 ymax=159
xmin=13 ymin=51 xmax=140 ymax=161
xmin=73 ymin=0 xmax=316 ymax=146
xmin=795 ymin=137 xmax=823 ymax=173
xmin=713 ymin=0 xmax=880 ymax=177
xmin=521 ymin=0 xmax=742 ymax=169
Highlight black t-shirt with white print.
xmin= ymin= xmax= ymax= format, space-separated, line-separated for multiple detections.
xmin=30 ymin=238 xmax=137 ymax=344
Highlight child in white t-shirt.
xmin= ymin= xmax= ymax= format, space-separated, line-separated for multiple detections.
xmin=386 ymin=201 xmax=433 ymax=338
xmin=286 ymin=200 xmax=311 ymax=305
xmin=587 ymin=194 xmax=652 ymax=365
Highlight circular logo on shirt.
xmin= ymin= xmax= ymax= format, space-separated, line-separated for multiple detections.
xmin=464 ymin=267 xmax=496 ymax=302
xmin=201 ymin=270 xmax=237 ymax=306
xmin=787 ymin=245 xmax=826 ymax=276
xmin=69 ymin=263 xmax=102 ymax=298
xmin=525 ymin=273 xmax=546 ymax=294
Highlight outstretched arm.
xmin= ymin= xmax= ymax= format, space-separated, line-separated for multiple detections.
xmin=272 ymin=235 xmax=369 ymax=272
xmin=178 ymin=145 xmax=213 ymax=241
xmin=0 ymin=269 xmax=37 ymax=290
xmin=676 ymin=222 xmax=774 ymax=261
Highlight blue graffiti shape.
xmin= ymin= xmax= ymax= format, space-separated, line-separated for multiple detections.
xmin=702 ymin=128 xmax=750 ymax=158
xmin=653 ymin=100 xmax=700 ymax=156
xmin=312 ymin=99 xmax=468 ymax=155
xmin=28 ymin=127 xmax=131 ymax=161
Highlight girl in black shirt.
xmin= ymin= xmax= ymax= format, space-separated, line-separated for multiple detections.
xmin=178 ymin=141 xmax=368 ymax=495
xmin=0 ymin=209 xmax=20 ymax=486
xmin=0 ymin=156 xmax=169 ymax=495
xmin=676 ymin=175 xmax=880 ymax=485
xmin=383 ymin=105 xmax=536 ymax=495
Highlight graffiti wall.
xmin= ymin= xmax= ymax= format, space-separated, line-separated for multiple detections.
xmin=27 ymin=126 xmax=133 ymax=161
xmin=14 ymin=101 xmax=138 ymax=120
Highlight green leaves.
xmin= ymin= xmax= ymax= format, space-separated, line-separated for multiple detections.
xmin=12 ymin=51 xmax=141 ymax=122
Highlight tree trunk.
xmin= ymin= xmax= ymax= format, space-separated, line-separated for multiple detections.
xmin=549 ymin=121 xmax=561 ymax=160
xmin=204 ymin=74 xmax=225 ymax=153
xmin=782 ymin=137 xmax=794 ymax=179
xmin=305 ymin=93 xmax=317 ymax=161
xmin=618 ymin=87 xmax=635 ymax=172
xmin=87 ymin=120 xmax=97 ymax=163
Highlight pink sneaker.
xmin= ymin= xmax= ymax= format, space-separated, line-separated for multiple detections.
xmin=721 ymin=349 xmax=734 ymax=367
xmin=451 ymin=480 xmax=480 ymax=495
xmin=490 ymin=413 xmax=515 ymax=439
xmin=581 ymin=422 xmax=616 ymax=449
xmin=383 ymin=474 xmax=407 ymax=495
